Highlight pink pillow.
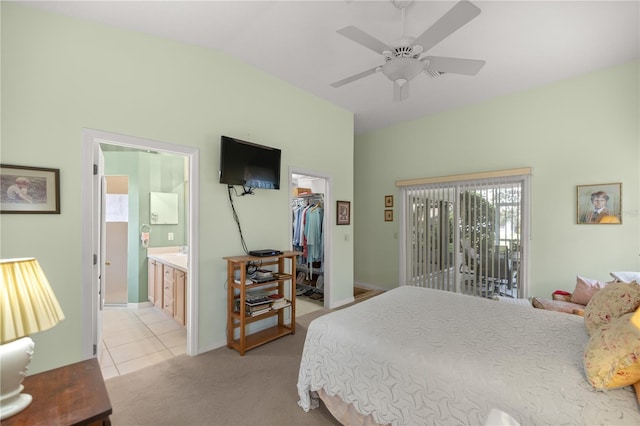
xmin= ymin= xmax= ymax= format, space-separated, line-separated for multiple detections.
xmin=570 ymin=276 xmax=609 ymax=305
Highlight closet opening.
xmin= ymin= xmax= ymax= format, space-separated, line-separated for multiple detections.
xmin=290 ymin=171 xmax=330 ymax=314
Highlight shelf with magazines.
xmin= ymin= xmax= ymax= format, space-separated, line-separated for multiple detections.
xmin=224 ymin=251 xmax=301 ymax=355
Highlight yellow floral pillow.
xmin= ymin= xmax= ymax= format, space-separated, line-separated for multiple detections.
xmin=584 ymin=312 xmax=640 ymax=389
xmin=584 ymin=281 xmax=640 ymax=336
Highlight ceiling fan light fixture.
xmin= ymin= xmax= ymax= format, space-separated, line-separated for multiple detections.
xmin=381 ymin=57 xmax=424 ymax=83
xmin=391 ymin=0 xmax=413 ymax=10
xmin=331 ymin=0 xmax=485 ymax=100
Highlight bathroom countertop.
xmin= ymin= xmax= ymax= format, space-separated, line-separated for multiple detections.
xmin=148 ymin=253 xmax=188 ymax=272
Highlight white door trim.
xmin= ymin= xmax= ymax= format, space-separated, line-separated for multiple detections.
xmin=81 ymin=128 xmax=200 ymax=358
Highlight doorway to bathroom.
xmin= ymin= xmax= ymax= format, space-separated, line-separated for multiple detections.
xmin=81 ymin=129 xmax=200 ymax=376
xmin=100 ymin=148 xmax=191 ymax=378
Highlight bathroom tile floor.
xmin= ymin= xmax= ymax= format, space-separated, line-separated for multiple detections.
xmin=100 ymin=298 xmax=323 ymax=379
xmin=99 ymin=305 xmax=186 ymax=380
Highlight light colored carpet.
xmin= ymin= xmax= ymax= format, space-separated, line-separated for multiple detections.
xmin=105 ymin=308 xmax=340 ymax=426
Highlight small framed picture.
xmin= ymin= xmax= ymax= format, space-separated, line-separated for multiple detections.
xmin=1 ymin=164 xmax=60 ymax=214
xmin=337 ymin=200 xmax=350 ymax=225
xmin=384 ymin=209 xmax=393 ymax=222
xmin=384 ymin=195 xmax=393 ymax=207
xmin=576 ymin=182 xmax=621 ymax=224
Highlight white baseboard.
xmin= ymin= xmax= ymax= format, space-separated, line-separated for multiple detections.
xmin=198 ymin=339 xmax=227 ymax=355
xmin=330 ymin=296 xmax=355 ymax=309
xmin=354 ymin=281 xmax=389 ymax=291
xmin=128 ymin=301 xmax=153 ymax=309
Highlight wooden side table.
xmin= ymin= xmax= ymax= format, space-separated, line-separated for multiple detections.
xmin=3 ymin=358 xmax=112 ymax=426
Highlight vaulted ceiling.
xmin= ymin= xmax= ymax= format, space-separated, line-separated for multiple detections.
xmin=21 ymin=1 xmax=640 ymax=134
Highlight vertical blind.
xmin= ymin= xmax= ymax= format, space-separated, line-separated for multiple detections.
xmin=398 ymin=169 xmax=530 ymax=299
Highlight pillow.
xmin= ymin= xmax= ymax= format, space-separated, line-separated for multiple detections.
xmin=584 ymin=281 xmax=640 ymax=335
xmin=570 ymin=275 xmax=610 ymax=305
xmin=531 ymin=297 xmax=585 ymax=314
xmin=583 ymin=312 xmax=640 ymax=390
xmin=610 ymin=271 xmax=640 ymax=283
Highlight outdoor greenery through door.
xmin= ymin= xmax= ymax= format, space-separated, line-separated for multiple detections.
xmin=398 ymin=169 xmax=531 ymax=299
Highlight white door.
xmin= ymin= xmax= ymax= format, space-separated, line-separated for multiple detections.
xmin=92 ymin=144 xmax=106 ymax=357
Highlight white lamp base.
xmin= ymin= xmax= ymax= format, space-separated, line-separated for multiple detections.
xmin=0 ymin=337 xmax=35 ymax=420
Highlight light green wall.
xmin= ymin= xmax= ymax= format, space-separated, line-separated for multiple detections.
xmin=1 ymin=3 xmax=354 ymax=373
xmin=355 ymin=61 xmax=640 ymax=298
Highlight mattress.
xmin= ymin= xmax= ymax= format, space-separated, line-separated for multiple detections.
xmin=297 ymin=286 xmax=639 ymax=425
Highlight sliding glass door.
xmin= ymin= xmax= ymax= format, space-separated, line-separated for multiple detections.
xmin=399 ymin=170 xmax=530 ymax=299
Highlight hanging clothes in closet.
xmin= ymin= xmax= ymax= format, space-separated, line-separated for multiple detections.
xmin=292 ymin=194 xmax=324 ymax=280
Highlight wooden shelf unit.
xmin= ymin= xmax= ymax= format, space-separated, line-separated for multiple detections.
xmin=224 ymin=251 xmax=301 ymax=355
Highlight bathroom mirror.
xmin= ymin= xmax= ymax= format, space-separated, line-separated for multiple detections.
xmin=150 ymin=192 xmax=178 ymax=224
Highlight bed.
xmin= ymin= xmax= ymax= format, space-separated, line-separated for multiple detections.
xmin=297 ymin=286 xmax=639 ymax=425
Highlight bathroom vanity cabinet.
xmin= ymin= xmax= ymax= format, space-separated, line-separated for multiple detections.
xmin=147 ymin=255 xmax=187 ymax=326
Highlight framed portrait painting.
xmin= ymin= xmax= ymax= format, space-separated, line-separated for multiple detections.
xmin=576 ymin=182 xmax=621 ymax=224
xmin=337 ymin=200 xmax=350 ymax=225
xmin=0 ymin=164 xmax=60 ymax=214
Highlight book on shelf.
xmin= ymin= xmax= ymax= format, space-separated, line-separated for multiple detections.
xmin=245 ymin=290 xmax=270 ymax=304
xmin=271 ymin=300 xmax=291 ymax=310
xmin=255 ymin=269 xmax=274 ymax=280
xmin=272 ymin=273 xmax=292 ymax=280
xmin=245 ymin=299 xmax=272 ymax=307
xmin=249 ymin=306 xmax=272 ymax=316
xmin=245 ymin=302 xmax=271 ymax=311
xmin=235 ymin=303 xmax=272 ymax=316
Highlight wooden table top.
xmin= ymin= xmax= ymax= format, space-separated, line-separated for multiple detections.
xmin=4 ymin=358 xmax=112 ymax=426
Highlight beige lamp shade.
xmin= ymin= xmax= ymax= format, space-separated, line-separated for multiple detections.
xmin=0 ymin=258 xmax=65 ymax=343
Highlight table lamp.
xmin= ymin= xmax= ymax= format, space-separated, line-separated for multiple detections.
xmin=0 ymin=258 xmax=65 ymax=420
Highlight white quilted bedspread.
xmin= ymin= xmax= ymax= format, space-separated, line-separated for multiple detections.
xmin=297 ymin=286 xmax=640 ymax=425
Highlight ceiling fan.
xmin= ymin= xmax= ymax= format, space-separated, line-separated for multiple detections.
xmin=331 ymin=0 xmax=486 ymax=102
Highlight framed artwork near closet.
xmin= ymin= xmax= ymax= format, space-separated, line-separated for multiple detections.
xmin=337 ymin=200 xmax=350 ymax=225
xmin=384 ymin=195 xmax=393 ymax=207
xmin=385 ymin=209 xmax=393 ymax=222
xmin=0 ymin=164 xmax=60 ymax=214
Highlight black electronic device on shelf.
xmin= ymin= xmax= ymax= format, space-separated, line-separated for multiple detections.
xmin=248 ymin=249 xmax=283 ymax=257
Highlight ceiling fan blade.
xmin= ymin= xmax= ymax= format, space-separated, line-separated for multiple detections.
xmin=413 ymin=0 xmax=481 ymax=53
xmin=423 ymin=56 xmax=486 ymax=75
xmin=331 ymin=66 xmax=380 ymax=88
xmin=393 ymin=81 xmax=410 ymax=102
xmin=337 ymin=26 xmax=391 ymax=54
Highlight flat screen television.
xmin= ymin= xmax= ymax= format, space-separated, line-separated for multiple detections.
xmin=219 ymin=136 xmax=281 ymax=190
